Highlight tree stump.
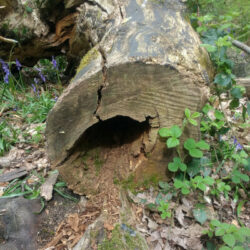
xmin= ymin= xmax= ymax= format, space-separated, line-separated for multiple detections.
xmin=46 ymin=0 xmax=213 ymax=221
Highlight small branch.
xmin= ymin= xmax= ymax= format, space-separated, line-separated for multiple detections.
xmin=0 ymin=35 xmax=18 ymax=44
xmin=228 ymin=37 xmax=250 ymax=54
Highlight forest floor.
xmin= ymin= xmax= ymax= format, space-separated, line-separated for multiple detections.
xmin=0 ymin=85 xmax=249 ymax=249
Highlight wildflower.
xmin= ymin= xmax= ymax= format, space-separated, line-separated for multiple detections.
xmin=15 ymin=59 xmax=22 ymax=71
xmin=54 ymin=96 xmax=58 ymax=102
xmin=35 ymin=67 xmax=46 ymax=83
xmin=39 ymin=72 xmax=46 ymax=83
xmin=0 ymin=59 xmax=10 ymax=83
xmin=51 ymin=56 xmax=58 ymax=69
xmin=233 ymin=136 xmax=243 ymax=151
xmin=31 ymin=83 xmax=37 ymax=93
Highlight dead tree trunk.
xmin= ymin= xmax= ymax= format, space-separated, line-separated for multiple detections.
xmin=46 ymin=0 xmax=213 ymax=197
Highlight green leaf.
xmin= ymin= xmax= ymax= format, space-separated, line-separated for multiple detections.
xmin=231 ymin=87 xmax=242 ymax=99
xmin=196 ymin=140 xmax=210 ymax=150
xmin=181 ymin=187 xmax=190 ymax=195
xmin=210 ymin=220 xmax=221 ymax=227
xmin=238 ymin=227 xmax=250 ymax=236
xmin=232 ymin=247 xmax=244 ymax=250
xmin=204 ymin=176 xmax=215 ymax=185
xmin=202 ymin=104 xmax=213 ymax=114
xmin=189 ymin=148 xmax=203 ymax=158
xmin=168 ymin=162 xmax=178 ymax=172
xmin=188 ymin=119 xmax=198 ymax=126
xmin=184 ymin=138 xmax=196 ymax=150
xmin=197 ymin=183 xmax=206 ymax=191
xmin=239 ymin=173 xmax=249 ymax=182
xmin=159 ymin=128 xmax=171 ymax=138
xmin=174 ymin=179 xmax=183 ymax=189
xmin=185 ymin=108 xmax=191 ymax=118
xmin=214 ymin=73 xmax=232 ymax=87
xmin=191 ymin=112 xmax=201 ymax=118
xmin=167 ymin=137 xmax=179 ymax=148
xmin=223 ymin=234 xmax=235 ymax=247
xmin=215 ymin=228 xmax=226 ymax=236
xmin=214 ymin=110 xmax=224 ymax=120
xmin=170 ymin=125 xmax=182 ymax=138
xmin=200 ymin=43 xmax=217 ymax=52
xmin=219 ymin=247 xmax=231 ymax=250
xmin=193 ymin=205 xmax=207 ymax=224
xmin=179 ymin=163 xmax=187 ymax=172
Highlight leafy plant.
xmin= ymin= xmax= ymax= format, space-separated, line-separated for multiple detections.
xmin=191 ymin=175 xmax=214 ymax=192
xmin=184 ymin=138 xmax=210 ymax=158
xmin=159 ymin=125 xmax=182 ymax=148
xmin=203 ymin=220 xmax=250 ymax=249
xmin=157 ymin=200 xmax=171 ymax=219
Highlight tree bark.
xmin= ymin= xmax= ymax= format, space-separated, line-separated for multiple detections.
xmin=46 ymin=0 xmax=213 ymax=194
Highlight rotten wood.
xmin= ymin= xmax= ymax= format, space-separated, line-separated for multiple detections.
xmin=0 ymin=168 xmax=27 ymax=182
xmin=40 ymin=171 xmax=59 ymax=201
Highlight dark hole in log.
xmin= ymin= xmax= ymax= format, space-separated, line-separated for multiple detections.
xmin=75 ymin=115 xmax=150 ymax=151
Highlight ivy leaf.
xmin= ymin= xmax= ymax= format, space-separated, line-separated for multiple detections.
xmin=189 ymin=148 xmax=203 ymax=158
xmin=223 ymin=234 xmax=235 ymax=247
xmin=214 ymin=73 xmax=232 ymax=87
xmin=196 ymin=140 xmax=210 ymax=150
xmin=167 ymin=137 xmax=179 ymax=148
xmin=193 ymin=205 xmax=208 ymax=224
xmin=159 ymin=128 xmax=171 ymax=138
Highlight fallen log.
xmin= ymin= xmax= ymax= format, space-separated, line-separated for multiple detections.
xmin=46 ymin=0 xmax=213 ymax=196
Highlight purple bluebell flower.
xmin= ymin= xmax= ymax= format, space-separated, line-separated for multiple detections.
xmin=51 ymin=56 xmax=58 ymax=69
xmin=0 ymin=59 xmax=10 ymax=83
xmin=233 ymin=136 xmax=243 ymax=151
xmin=241 ymin=52 xmax=245 ymax=57
xmin=31 ymin=83 xmax=37 ymax=93
xmin=54 ymin=96 xmax=58 ymax=102
xmin=35 ymin=67 xmax=46 ymax=83
xmin=39 ymin=72 xmax=46 ymax=82
xmin=15 ymin=59 xmax=22 ymax=71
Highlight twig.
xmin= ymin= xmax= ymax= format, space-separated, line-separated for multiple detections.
xmin=228 ymin=37 xmax=250 ymax=54
xmin=0 ymin=35 xmax=18 ymax=44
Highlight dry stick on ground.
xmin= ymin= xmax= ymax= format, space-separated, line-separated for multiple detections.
xmin=229 ymin=37 xmax=250 ymax=54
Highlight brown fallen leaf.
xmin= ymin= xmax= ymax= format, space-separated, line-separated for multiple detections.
xmin=104 ymin=222 xmax=114 ymax=231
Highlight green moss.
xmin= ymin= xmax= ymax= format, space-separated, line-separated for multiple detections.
xmin=98 ymin=225 xmax=148 ymax=250
xmin=76 ymin=48 xmax=99 ymax=74
xmin=121 ymin=174 xmax=160 ymax=194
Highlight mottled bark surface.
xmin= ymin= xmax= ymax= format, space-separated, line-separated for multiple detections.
xmin=45 ymin=0 xmax=214 ymax=238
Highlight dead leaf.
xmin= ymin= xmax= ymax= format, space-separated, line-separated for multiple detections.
xmin=104 ymin=222 xmax=114 ymax=231
xmin=175 ymin=206 xmax=185 ymax=227
xmin=67 ymin=213 xmax=80 ymax=232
